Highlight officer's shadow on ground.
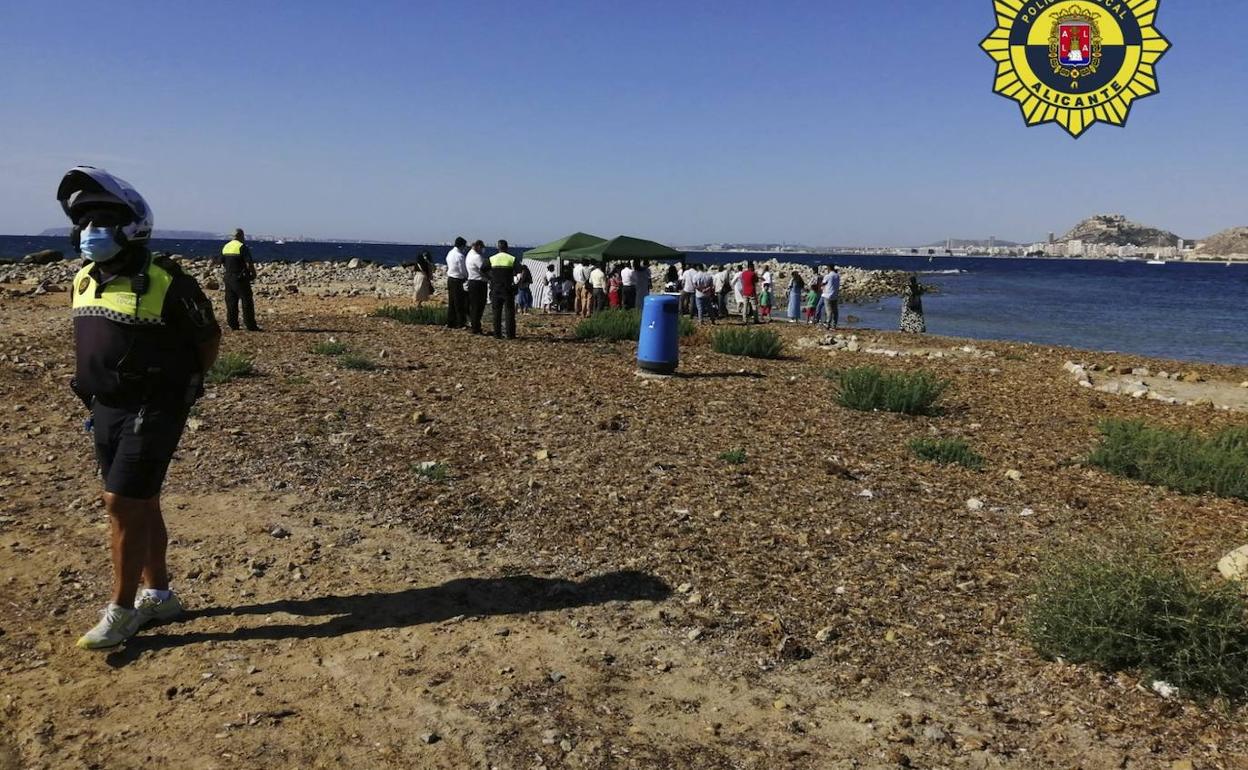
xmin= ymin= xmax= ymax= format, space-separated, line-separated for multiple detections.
xmin=106 ymin=570 xmax=669 ymax=667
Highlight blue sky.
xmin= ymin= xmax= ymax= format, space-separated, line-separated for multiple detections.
xmin=0 ymin=1 xmax=1242 ymax=245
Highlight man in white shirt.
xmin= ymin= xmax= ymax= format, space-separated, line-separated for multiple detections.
xmin=821 ymin=264 xmax=841 ymax=329
xmin=572 ymin=261 xmax=589 ymax=317
xmin=680 ymin=264 xmax=698 ymax=319
xmin=712 ymin=265 xmax=729 ymax=319
xmin=444 ymin=237 xmax=468 ymax=329
xmin=464 ymin=239 xmax=487 ymax=334
xmin=620 ymin=262 xmax=636 ymax=309
xmin=589 ymin=261 xmax=607 ymax=314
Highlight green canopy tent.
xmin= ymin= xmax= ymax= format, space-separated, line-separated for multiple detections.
xmin=523 ymin=232 xmax=607 ymax=261
xmin=559 ymin=235 xmax=684 ymax=262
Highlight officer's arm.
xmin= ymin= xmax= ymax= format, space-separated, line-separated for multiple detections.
xmin=167 ymin=274 xmax=222 ymax=372
xmin=242 ymin=244 xmax=257 ymax=279
xmin=199 ymin=334 xmax=220 ymax=373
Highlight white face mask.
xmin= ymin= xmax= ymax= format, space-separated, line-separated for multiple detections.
xmin=79 ymin=225 xmax=123 ymax=263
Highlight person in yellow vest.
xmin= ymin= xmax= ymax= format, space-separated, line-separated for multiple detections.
xmin=220 ymin=228 xmax=260 ymax=331
xmin=56 ymin=166 xmax=221 ymax=650
xmin=483 ymin=239 xmax=520 ymax=338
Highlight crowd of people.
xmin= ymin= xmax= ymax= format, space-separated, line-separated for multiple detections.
xmin=439 ymin=237 xmax=531 ymax=338
xmin=420 ymin=245 xmax=927 ymax=336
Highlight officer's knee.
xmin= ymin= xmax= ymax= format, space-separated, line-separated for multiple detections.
xmin=103 ymin=492 xmax=157 ymax=522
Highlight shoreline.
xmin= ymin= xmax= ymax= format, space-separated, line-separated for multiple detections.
xmin=3 ymin=255 xmax=1245 ymax=368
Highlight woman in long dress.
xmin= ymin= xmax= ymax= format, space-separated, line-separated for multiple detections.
xmin=412 ymin=250 xmax=433 ymax=307
xmin=786 ymin=271 xmax=804 ymax=322
xmin=900 ymin=275 xmax=926 ymax=333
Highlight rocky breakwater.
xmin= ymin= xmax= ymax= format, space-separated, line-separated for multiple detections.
xmin=190 ymin=257 xmax=442 ymax=300
xmin=0 ymin=255 xmax=443 ymax=300
xmin=2 ymin=255 xmax=915 ymax=304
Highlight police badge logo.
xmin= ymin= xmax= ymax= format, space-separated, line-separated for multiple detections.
xmin=980 ymin=1 xmax=1170 ymax=137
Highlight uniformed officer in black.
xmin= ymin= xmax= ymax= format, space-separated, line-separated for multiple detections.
xmin=483 ymin=239 xmax=521 ymax=339
xmin=57 ymin=166 xmax=222 ymax=650
xmin=220 ymin=228 xmax=260 ymax=331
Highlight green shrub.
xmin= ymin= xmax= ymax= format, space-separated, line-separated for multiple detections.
xmin=1089 ymin=420 xmax=1248 ymax=501
xmin=909 ymin=437 xmax=984 ymax=469
xmin=832 ymin=367 xmax=947 ymax=415
xmin=711 ymin=327 xmax=783 ymax=359
xmin=573 ymin=309 xmax=695 ymax=341
xmin=338 ymin=353 xmax=377 ymax=371
xmin=414 ymin=462 xmax=449 ymax=482
xmin=207 ymin=353 xmax=255 ymax=384
xmin=719 ymin=448 xmax=746 ymax=464
xmin=312 ymin=340 xmax=349 ymax=355
xmin=1028 ymin=545 xmax=1248 ymax=701
xmin=374 ymin=305 xmax=448 ymax=326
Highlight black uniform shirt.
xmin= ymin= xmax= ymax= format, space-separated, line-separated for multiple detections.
xmin=74 ymin=251 xmax=220 ymax=403
xmin=222 ymin=242 xmax=254 ymax=277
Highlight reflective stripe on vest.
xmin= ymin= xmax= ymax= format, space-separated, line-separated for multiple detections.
xmin=71 ymin=261 xmax=173 ymax=326
xmin=489 ymin=253 xmax=515 ymax=269
xmin=222 ymin=239 xmax=244 ymax=256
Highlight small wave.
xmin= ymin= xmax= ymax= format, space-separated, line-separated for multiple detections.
xmin=919 ymin=269 xmax=967 ymax=275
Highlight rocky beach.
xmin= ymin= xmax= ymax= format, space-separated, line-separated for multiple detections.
xmin=2 ymin=261 xmax=1248 ymax=769
xmin=0 ymin=253 xmax=919 ymax=305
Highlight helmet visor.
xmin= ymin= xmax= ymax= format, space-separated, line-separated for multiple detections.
xmin=74 ymin=205 xmax=133 ymax=228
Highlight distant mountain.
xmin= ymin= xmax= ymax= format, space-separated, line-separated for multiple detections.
xmin=38 ymin=227 xmax=224 ymax=240
xmin=1194 ymin=226 xmax=1248 ymax=256
xmin=1060 ymin=214 xmax=1182 ymax=247
xmin=923 ymin=238 xmax=1020 ymax=248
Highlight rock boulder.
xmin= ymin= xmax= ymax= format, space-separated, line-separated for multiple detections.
xmin=1217 ymin=545 xmax=1248 ymax=582
xmin=22 ymin=249 xmax=63 ymax=265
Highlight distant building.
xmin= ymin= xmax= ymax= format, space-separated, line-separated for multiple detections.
xmin=1048 ymin=232 xmax=1056 ymax=244
xmin=1066 ymin=239 xmax=1084 ymax=257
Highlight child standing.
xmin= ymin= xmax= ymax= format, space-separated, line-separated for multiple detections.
xmin=803 ymin=287 xmax=819 ymax=323
xmin=759 ymin=284 xmax=773 ymax=322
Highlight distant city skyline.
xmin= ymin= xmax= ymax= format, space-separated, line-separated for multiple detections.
xmin=0 ymin=2 xmax=1243 ymax=246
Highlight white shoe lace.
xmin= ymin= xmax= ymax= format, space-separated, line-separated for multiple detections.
xmin=92 ymin=604 xmax=136 ymax=636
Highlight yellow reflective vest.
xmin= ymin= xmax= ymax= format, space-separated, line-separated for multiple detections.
xmin=71 ymin=257 xmax=174 ymax=325
xmin=222 ymin=239 xmax=244 ymax=256
xmin=70 ymin=255 xmax=193 ymax=402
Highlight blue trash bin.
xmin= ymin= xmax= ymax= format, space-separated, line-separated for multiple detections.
xmin=637 ymin=294 xmax=679 ymax=374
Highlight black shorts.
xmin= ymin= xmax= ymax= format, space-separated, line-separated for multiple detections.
xmin=92 ymin=401 xmax=191 ymax=499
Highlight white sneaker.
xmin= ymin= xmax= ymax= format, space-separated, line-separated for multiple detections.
xmin=136 ymin=590 xmax=184 ymax=627
xmin=76 ymin=603 xmax=142 ymax=650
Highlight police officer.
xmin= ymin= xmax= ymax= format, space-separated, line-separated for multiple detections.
xmin=57 ymin=167 xmax=222 ymax=650
xmin=483 ymin=239 xmax=520 ymax=339
xmin=221 ymin=228 xmax=260 ymax=331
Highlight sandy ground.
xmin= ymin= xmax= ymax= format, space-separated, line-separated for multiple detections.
xmin=2 ymin=285 xmax=1248 ymax=769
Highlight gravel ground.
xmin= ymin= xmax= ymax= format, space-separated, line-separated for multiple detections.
xmin=1 ymin=280 xmax=1246 ymax=769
